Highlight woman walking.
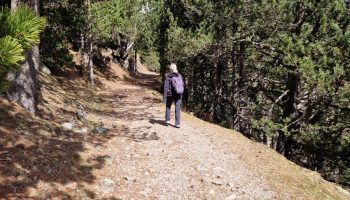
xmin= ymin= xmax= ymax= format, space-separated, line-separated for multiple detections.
xmin=163 ymin=63 xmax=184 ymax=128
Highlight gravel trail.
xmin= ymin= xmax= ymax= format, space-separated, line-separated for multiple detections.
xmin=80 ymin=76 xmax=275 ymax=199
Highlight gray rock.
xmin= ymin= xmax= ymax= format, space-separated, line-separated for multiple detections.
xmin=61 ymin=122 xmax=74 ymax=131
xmin=76 ymin=105 xmax=86 ymax=122
xmin=94 ymin=125 xmax=108 ymax=134
xmin=101 ymin=178 xmax=114 ymax=186
xmin=100 ymin=178 xmax=114 ymax=194
xmin=47 ymin=168 xmax=54 ymax=175
xmin=76 ymin=127 xmax=91 ymax=134
xmin=41 ymin=65 xmax=51 ymax=75
xmin=76 ymin=110 xmax=85 ymax=121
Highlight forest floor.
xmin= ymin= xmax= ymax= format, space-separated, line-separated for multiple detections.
xmin=0 ymin=63 xmax=350 ymax=199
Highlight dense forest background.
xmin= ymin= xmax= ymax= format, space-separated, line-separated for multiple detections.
xmin=1 ymin=0 xmax=349 ymax=187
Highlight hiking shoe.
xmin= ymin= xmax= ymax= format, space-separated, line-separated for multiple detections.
xmin=165 ymin=121 xmax=170 ymax=125
xmin=175 ymin=124 xmax=180 ymax=128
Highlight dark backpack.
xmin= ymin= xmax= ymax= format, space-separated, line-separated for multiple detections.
xmin=171 ymin=74 xmax=184 ymax=94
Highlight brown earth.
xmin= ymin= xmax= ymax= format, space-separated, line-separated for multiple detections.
xmin=0 ymin=64 xmax=349 ymax=199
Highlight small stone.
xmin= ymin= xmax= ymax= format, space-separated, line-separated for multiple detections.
xmin=41 ymin=65 xmax=51 ymax=75
xmin=76 ymin=127 xmax=90 ymax=134
xmin=27 ymin=188 xmax=38 ymax=198
xmin=124 ymin=176 xmax=134 ymax=181
xmin=38 ymin=129 xmax=51 ymax=137
xmin=64 ymin=182 xmax=77 ymax=189
xmin=165 ymin=140 xmax=173 ymax=145
xmin=197 ymin=165 xmax=207 ymax=172
xmin=209 ymin=190 xmax=215 ymax=195
xmin=76 ymin=107 xmax=86 ymax=122
xmin=225 ymin=193 xmax=237 ymax=200
xmin=101 ymin=178 xmax=114 ymax=187
xmin=141 ymin=188 xmax=153 ymax=196
xmin=61 ymin=122 xmax=74 ymax=131
xmin=22 ymin=131 xmax=30 ymax=135
xmin=94 ymin=126 xmax=108 ymax=134
xmin=100 ymin=178 xmax=114 ymax=194
xmin=104 ymin=156 xmax=113 ymax=164
xmin=213 ymin=166 xmax=224 ymax=173
xmin=211 ymin=180 xmax=222 ymax=186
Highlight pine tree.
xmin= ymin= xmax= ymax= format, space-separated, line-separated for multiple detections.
xmin=155 ymin=0 xmax=350 ymax=185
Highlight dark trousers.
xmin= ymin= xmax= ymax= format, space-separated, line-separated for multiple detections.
xmin=165 ymin=95 xmax=182 ymax=125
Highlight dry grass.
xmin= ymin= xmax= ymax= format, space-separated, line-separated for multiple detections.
xmin=182 ymin=113 xmax=350 ymax=200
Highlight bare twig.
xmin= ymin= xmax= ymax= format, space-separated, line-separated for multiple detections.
xmin=269 ymin=90 xmax=289 ymax=116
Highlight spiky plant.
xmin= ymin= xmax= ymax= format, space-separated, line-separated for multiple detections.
xmin=0 ymin=36 xmax=24 ymax=73
xmin=0 ymin=5 xmax=46 ymax=91
xmin=2 ymin=5 xmax=47 ymax=49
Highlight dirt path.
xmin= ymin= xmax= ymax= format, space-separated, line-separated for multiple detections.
xmin=1 ymin=69 xmax=349 ymax=199
xmin=78 ymin=73 xmax=274 ymax=199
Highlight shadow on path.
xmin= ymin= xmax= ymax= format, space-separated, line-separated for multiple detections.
xmin=0 ymin=72 xmax=161 ymax=198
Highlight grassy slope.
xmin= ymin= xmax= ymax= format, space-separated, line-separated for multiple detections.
xmin=183 ymin=113 xmax=350 ymax=199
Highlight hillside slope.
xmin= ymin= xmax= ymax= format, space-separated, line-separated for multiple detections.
xmin=0 ymin=65 xmax=349 ymax=199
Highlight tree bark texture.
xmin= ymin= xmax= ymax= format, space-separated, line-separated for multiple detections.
xmin=88 ymin=42 xmax=94 ymax=85
xmin=276 ymin=71 xmax=299 ymax=156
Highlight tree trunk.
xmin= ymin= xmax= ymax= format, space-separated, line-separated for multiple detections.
xmin=231 ymin=44 xmax=238 ymax=129
xmin=231 ymin=42 xmax=246 ymax=132
xmin=212 ymin=49 xmax=225 ymax=122
xmin=158 ymin=3 xmax=170 ymax=76
xmin=133 ymin=50 xmax=137 ymax=73
xmin=86 ymin=0 xmax=94 ymax=85
xmin=276 ymin=71 xmax=299 ymax=156
xmin=11 ymin=0 xmax=18 ymax=10
xmin=7 ymin=0 xmax=40 ymax=114
xmin=88 ymin=42 xmax=94 ymax=85
xmin=79 ymin=33 xmax=85 ymax=77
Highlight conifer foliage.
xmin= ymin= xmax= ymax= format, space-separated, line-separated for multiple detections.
xmin=0 ymin=5 xmax=46 ymax=90
xmin=3 ymin=0 xmax=348 ymax=187
xmin=156 ymin=0 xmax=350 ymax=185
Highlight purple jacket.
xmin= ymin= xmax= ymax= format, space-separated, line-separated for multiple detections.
xmin=163 ymin=73 xmax=184 ymax=97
